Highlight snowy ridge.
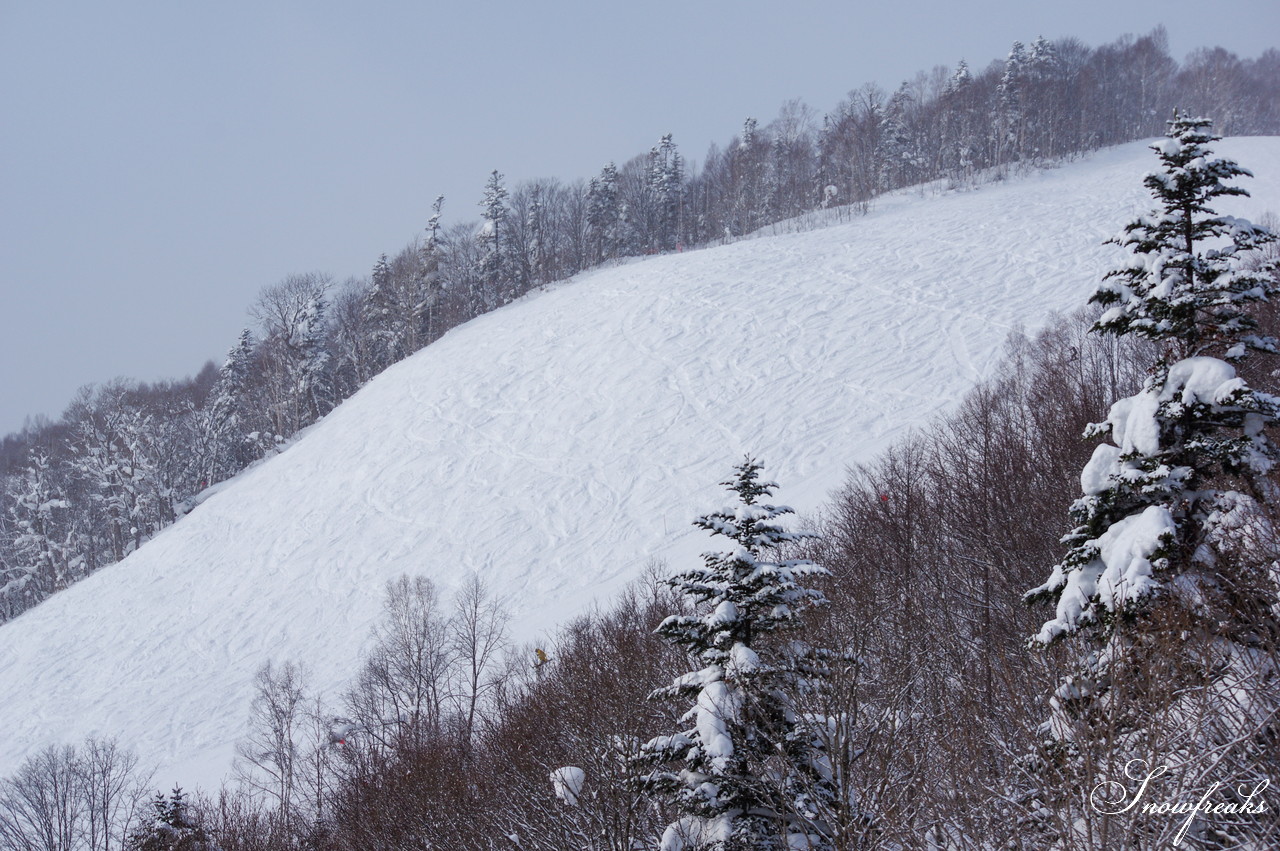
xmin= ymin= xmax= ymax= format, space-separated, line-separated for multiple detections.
xmin=2 ymin=139 xmax=1278 ymax=791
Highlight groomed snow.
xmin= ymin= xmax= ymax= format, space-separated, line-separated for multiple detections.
xmin=2 ymin=138 xmax=1277 ymax=791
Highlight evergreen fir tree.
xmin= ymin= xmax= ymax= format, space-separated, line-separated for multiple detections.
xmin=415 ymin=195 xmax=446 ymax=344
xmin=635 ymin=459 xmax=837 ymax=851
xmin=585 ymin=175 xmax=605 ymax=259
xmin=878 ymin=82 xmax=918 ymax=191
xmin=996 ymin=41 xmax=1027 ymax=165
xmin=1024 ymin=114 xmax=1280 ymax=846
xmin=649 ymin=135 xmax=684 ymax=252
xmin=941 ymin=59 xmax=977 ymax=180
xmin=525 ymin=183 xmax=546 ymax=291
xmin=128 ymin=787 xmax=214 ymax=851
xmin=1028 ymin=35 xmax=1057 ymax=76
xmin=1092 ymin=115 xmax=1280 ymax=358
xmin=1025 ymin=35 xmax=1060 ymax=156
xmin=296 ymin=292 xmax=333 ymax=424
xmin=586 ymin=163 xmax=622 ymax=263
xmin=477 ymin=170 xmax=511 ymax=309
xmin=363 ymin=253 xmax=400 ymax=372
xmin=207 ymin=329 xmax=260 ymax=483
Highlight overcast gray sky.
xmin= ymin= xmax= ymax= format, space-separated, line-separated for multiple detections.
xmin=2 ymin=0 xmax=1277 ymax=436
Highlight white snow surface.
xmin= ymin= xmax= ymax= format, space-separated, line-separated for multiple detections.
xmin=2 ymin=138 xmax=1278 ymax=791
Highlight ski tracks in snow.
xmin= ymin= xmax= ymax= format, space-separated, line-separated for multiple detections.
xmin=2 ymin=139 xmax=1278 ymax=790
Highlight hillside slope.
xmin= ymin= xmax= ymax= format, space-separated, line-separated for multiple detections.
xmin=3 ymin=139 xmax=1278 ymax=791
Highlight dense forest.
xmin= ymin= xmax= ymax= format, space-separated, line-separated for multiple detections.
xmin=1 ymin=26 xmax=1279 ymax=851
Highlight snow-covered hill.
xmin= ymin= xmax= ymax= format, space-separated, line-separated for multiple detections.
xmin=3 ymin=139 xmax=1278 ymax=791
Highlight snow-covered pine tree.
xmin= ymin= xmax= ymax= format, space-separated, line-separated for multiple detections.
xmin=1092 ymin=116 xmax=1280 ymax=358
xmin=1024 ymin=114 xmax=1280 ymax=846
xmin=878 ymin=82 xmax=918 ymax=192
xmin=1027 ymin=35 xmax=1057 ymax=83
xmin=207 ymin=329 xmax=260 ymax=483
xmin=415 ymin=195 xmax=446 ymax=344
xmin=477 ymin=170 xmax=511 ymax=309
xmin=128 ymin=787 xmax=214 ymax=851
xmin=363 ymin=253 xmax=401 ymax=372
xmin=995 ymin=41 xmax=1027 ymax=166
xmin=586 ymin=163 xmax=622 ymax=263
xmin=1025 ymin=35 xmax=1060 ymax=157
xmin=634 ymin=458 xmax=837 ymax=851
xmin=296 ymin=291 xmax=333 ymax=424
xmin=525 ymin=183 xmax=546 ymax=291
xmin=941 ymin=60 xmax=977 ymax=181
xmin=649 ymin=135 xmax=683 ymax=252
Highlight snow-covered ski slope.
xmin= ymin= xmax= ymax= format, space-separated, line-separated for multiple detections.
xmin=3 ymin=139 xmax=1278 ymax=790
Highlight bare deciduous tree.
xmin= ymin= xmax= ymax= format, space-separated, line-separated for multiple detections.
xmin=0 ymin=738 xmax=149 ymax=851
xmin=345 ymin=575 xmax=454 ymax=756
xmin=234 ymin=660 xmax=317 ymax=840
xmin=450 ymin=572 xmax=508 ymax=750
